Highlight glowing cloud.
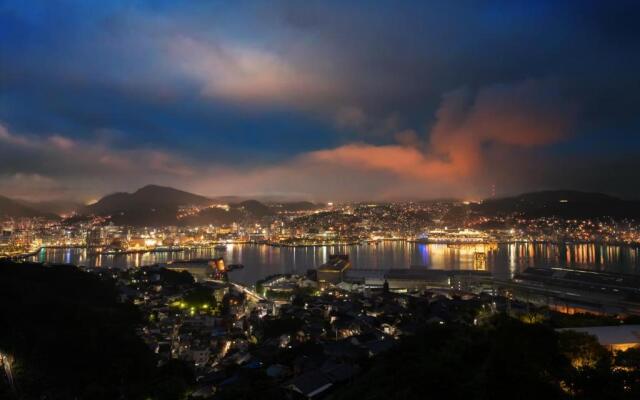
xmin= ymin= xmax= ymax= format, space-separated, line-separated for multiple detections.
xmin=298 ymin=80 xmax=576 ymax=184
xmin=170 ymin=36 xmax=336 ymax=105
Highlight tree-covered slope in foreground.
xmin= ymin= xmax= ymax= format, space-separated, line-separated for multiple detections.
xmin=0 ymin=261 xmax=191 ymax=400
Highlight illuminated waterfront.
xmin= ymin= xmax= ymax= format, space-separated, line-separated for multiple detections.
xmin=30 ymin=241 xmax=640 ymax=285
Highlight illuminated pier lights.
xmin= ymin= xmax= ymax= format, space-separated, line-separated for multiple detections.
xmin=469 ymin=243 xmax=497 ymax=270
xmin=440 ymin=242 xmax=498 ymax=271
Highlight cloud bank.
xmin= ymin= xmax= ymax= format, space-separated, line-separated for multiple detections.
xmin=1 ymin=1 xmax=639 ymax=200
xmin=0 ymin=123 xmax=194 ymax=200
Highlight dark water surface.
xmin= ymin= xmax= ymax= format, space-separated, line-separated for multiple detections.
xmin=30 ymin=241 xmax=640 ymax=286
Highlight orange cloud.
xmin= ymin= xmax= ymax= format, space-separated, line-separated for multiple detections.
xmin=299 ymin=80 xmax=575 ymax=184
xmin=48 ymin=135 xmax=76 ymax=150
xmin=0 ymin=79 xmax=577 ymax=201
xmin=431 ymin=80 xmax=574 ymax=150
xmin=308 ymin=143 xmax=466 ymax=181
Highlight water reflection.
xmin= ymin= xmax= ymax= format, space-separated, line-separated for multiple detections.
xmin=30 ymin=242 xmax=640 ymax=285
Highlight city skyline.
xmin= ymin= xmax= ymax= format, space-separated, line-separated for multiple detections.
xmin=2 ymin=1 xmax=640 ymax=202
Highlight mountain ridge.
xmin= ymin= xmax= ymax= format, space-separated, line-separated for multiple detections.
xmin=474 ymin=190 xmax=640 ymax=219
xmin=87 ymin=184 xmax=213 ymax=215
xmin=0 ymin=196 xmax=59 ymax=219
xmin=3 ymin=187 xmax=638 ymax=223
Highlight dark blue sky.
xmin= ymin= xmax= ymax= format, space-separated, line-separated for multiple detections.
xmin=1 ymin=0 xmax=639 ymax=201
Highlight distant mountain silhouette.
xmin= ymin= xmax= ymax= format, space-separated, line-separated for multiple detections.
xmin=474 ymin=190 xmax=640 ymax=219
xmin=9 ymin=186 xmax=638 ymax=224
xmin=0 ymin=196 xmax=59 ymax=219
xmin=83 ymin=185 xmax=280 ymax=226
xmin=18 ymin=199 xmax=86 ymax=216
xmin=84 ymin=185 xmax=212 ymax=226
xmin=274 ymin=201 xmax=321 ymax=212
xmin=87 ymin=184 xmax=212 ymax=215
xmin=233 ymin=199 xmax=274 ymax=218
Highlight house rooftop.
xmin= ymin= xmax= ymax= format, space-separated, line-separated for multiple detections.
xmin=288 ymin=370 xmax=333 ymax=398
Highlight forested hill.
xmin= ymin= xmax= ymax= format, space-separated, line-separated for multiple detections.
xmin=473 ymin=190 xmax=640 ymax=219
xmin=0 ymin=261 xmax=191 ymax=400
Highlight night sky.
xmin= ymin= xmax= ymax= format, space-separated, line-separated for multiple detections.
xmin=1 ymin=1 xmax=640 ymax=201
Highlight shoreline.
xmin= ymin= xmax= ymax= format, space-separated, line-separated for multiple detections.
xmin=7 ymin=239 xmax=640 ymax=260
